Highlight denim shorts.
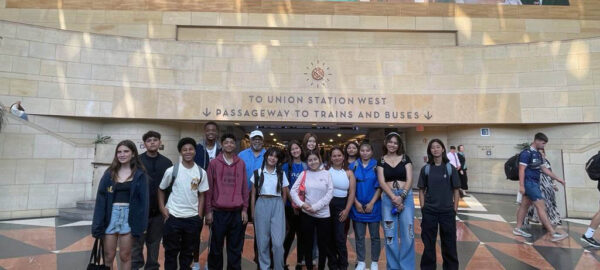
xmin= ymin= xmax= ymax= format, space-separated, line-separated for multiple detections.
xmin=105 ymin=204 xmax=131 ymax=235
xmin=524 ymin=180 xmax=543 ymax=202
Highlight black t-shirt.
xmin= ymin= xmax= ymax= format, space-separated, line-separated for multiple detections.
xmin=140 ymin=152 xmax=173 ymax=216
xmin=377 ymin=155 xmax=412 ymax=182
xmin=417 ymin=162 xmax=461 ymax=212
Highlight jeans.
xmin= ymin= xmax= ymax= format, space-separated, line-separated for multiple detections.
xmin=299 ymin=212 xmax=334 ymax=270
xmin=132 ymin=214 xmax=164 ymax=270
xmin=353 ymin=221 xmax=380 ymax=263
xmin=208 ymin=210 xmax=245 ymax=270
xmin=381 ymin=189 xmax=415 ymax=270
xmin=105 ymin=204 xmax=131 ymax=235
xmin=420 ymin=207 xmax=458 ymax=270
xmin=162 ymin=215 xmax=202 ymax=270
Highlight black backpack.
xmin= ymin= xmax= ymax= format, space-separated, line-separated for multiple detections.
xmin=504 ymin=153 xmax=521 ymax=181
xmin=585 ymin=152 xmax=600 ymax=181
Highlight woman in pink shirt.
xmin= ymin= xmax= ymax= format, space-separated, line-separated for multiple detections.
xmin=290 ymin=150 xmax=334 ymax=270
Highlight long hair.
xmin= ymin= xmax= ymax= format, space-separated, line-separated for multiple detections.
xmin=426 ymin=138 xmax=450 ymax=165
xmin=286 ymin=140 xmax=303 ymax=171
xmin=305 ymin=149 xmax=322 ymax=169
xmin=328 ymin=146 xmax=348 ymax=170
xmin=256 ymin=147 xmax=284 ymax=195
xmin=358 ymin=141 xmax=374 ymax=161
xmin=383 ymin=132 xmax=405 ymax=156
xmin=302 ymin=133 xmax=320 ymax=158
xmin=107 ymin=140 xmax=144 ymax=182
xmin=344 ymin=141 xmax=360 ymax=160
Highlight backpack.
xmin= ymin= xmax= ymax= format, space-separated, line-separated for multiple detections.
xmin=164 ymin=162 xmax=204 ymax=202
xmin=254 ymin=168 xmax=283 ymax=197
xmin=504 ymin=153 xmax=521 ymax=181
xmin=585 ymin=152 xmax=600 ymax=181
xmin=422 ymin=163 xmax=453 ymax=189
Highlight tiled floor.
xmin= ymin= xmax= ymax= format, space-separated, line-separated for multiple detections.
xmin=0 ymin=193 xmax=599 ymax=269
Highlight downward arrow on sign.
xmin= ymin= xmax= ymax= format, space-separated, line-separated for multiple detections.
xmin=203 ymin=108 xmax=211 ymax=117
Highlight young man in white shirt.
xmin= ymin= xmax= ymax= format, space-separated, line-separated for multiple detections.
xmin=158 ymin=137 xmax=209 ymax=270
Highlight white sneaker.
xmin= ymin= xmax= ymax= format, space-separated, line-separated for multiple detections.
xmin=370 ymin=261 xmax=379 ymax=270
xmin=551 ymin=232 xmax=568 ymax=242
xmin=191 ymin=262 xmax=200 ymax=270
xmin=513 ymin=227 xmax=532 ymax=238
xmin=355 ymin=261 xmax=366 ymax=270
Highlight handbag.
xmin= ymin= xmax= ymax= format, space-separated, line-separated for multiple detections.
xmin=292 ymin=171 xmax=307 ymax=209
xmin=87 ymin=237 xmax=110 ymax=270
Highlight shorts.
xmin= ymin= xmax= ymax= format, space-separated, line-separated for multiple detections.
xmin=105 ymin=204 xmax=131 ymax=235
xmin=524 ymin=180 xmax=543 ymax=202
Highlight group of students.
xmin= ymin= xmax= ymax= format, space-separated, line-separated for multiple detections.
xmin=91 ymin=121 xmax=469 ymax=270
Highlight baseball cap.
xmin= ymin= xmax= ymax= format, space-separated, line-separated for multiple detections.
xmin=250 ymin=130 xmax=264 ymax=139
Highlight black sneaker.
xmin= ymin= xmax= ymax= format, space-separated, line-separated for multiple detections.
xmin=581 ymin=235 xmax=600 ymax=248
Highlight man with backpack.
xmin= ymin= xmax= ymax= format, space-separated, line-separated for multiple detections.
xmin=581 ymin=152 xmax=600 ymax=247
xmin=132 ymin=131 xmax=173 ymax=270
xmin=158 ymin=137 xmax=209 ymax=270
xmin=513 ymin=133 xmax=567 ymax=242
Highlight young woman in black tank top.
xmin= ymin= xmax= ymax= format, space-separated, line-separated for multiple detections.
xmin=376 ymin=132 xmax=415 ymax=270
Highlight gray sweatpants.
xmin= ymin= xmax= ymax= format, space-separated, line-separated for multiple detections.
xmin=254 ymin=196 xmax=286 ymax=270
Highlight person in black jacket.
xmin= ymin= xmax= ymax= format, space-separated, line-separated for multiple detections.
xmin=132 ymin=131 xmax=173 ymax=270
xmin=457 ymin=145 xmax=468 ymax=197
xmin=92 ymin=140 xmax=149 ymax=270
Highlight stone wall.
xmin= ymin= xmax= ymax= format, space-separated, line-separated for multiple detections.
xmin=0 ymin=113 xmax=95 ymax=219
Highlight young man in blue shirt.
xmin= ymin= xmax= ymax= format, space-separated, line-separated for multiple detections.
xmin=513 ymin=133 xmax=567 ymax=242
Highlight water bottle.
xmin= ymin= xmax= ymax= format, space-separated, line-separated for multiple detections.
xmin=391 ymin=207 xmax=401 ymax=215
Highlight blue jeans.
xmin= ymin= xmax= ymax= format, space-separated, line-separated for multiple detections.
xmin=381 ymin=189 xmax=415 ymax=270
xmin=105 ymin=204 xmax=131 ymax=235
xmin=353 ymin=221 xmax=380 ymax=262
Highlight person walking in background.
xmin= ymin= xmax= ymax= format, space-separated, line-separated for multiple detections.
xmin=446 ymin=146 xmax=461 ymax=172
xmin=524 ymin=148 xmax=562 ymax=226
xmin=282 ymin=140 xmax=307 ymax=269
xmin=513 ymin=133 xmax=567 ymax=242
xmin=250 ymin=147 xmax=289 ymax=270
xmin=457 ymin=145 xmax=469 ymax=197
xmin=10 ymin=101 xmax=28 ymax=121
xmin=377 ymin=132 xmax=415 ymax=270
xmin=418 ymin=139 xmax=460 ymax=270
xmin=205 ymin=134 xmax=249 ymax=270
xmin=92 ymin=140 xmax=149 ymax=270
xmin=322 ymin=146 xmax=356 ymax=270
xmin=132 ymin=131 xmax=173 ymax=270
xmin=349 ymin=142 xmax=381 ymax=270
xmin=581 ymin=179 xmax=600 ymax=247
xmin=158 ymin=138 xmax=209 ymax=270
xmin=290 ymin=150 xmax=334 ymax=270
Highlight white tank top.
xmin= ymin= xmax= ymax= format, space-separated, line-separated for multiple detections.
xmin=329 ymin=167 xmax=350 ymax=198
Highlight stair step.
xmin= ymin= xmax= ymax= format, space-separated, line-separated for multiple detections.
xmin=59 ymin=208 xmax=93 ymax=221
xmin=76 ymin=200 xmax=95 ymax=210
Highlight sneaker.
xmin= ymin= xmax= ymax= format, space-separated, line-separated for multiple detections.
xmin=192 ymin=262 xmax=200 ymax=270
xmin=513 ymin=227 xmax=532 ymax=238
xmin=370 ymin=261 xmax=379 ymax=270
xmin=355 ymin=261 xmax=366 ymax=270
xmin=550 ymin=232 xmax=568 ymax=242
xmin=581 ymin=235 xmax=600 ymax=248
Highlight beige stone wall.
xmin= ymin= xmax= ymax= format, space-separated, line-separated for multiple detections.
xmin=0 ymin=113 xmax=95 ymax=219
xmin=0 ymin=21 xmax=599 ymax=124
xmin=1 ymin=6 xmax=600 ymax=45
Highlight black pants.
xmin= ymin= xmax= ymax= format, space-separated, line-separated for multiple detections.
xmin=319 ymin=197 xmax=348 ymax=270
xmin=208 ymin=210 xmax=245 ymax=270
xmin=132 ymin=214 xmax=164 ymax=270
xmin=460 ymin=169 xmax=468 ymax=190
xmin=420 ymin=208 xmax=458 ymax=270
xmin=162 ymin=215 xmax=202 ymax=270
xmin=283 ymin=205 xmax=302 ymax=265
xmin=300 ymin=212 xmax=334 ymax=270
